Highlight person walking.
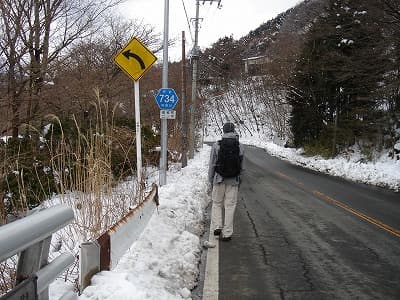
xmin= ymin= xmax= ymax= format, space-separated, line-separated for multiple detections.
xmin=208 ymin=122 xmax=244 ymax=241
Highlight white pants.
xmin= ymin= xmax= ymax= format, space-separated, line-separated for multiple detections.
xmin=211 ymin=183 xmax=238 ymax=238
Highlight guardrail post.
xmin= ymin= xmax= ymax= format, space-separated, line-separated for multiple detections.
xmin=0 ymin=276 xmax=38 ymax=300
xmin=16 ymin=236 xmax=51 ymax=299
xmin=79 ymin=242 xmax=100 ymax=293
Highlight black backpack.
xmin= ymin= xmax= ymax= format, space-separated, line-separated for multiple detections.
xmin=215 ymin=138 xmax=241 ymax=178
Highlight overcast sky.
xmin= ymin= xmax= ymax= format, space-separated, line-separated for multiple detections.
xmin=118 ymin=0 xmax=301 ymax=61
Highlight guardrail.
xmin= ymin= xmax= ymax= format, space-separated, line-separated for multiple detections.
xmin=79 ymin=184 xmax=159 ymax=293
xmin=0 ymin=205 xmax=75 ymax=300
xmin=0 ymin=185 xmax=160 ymax=298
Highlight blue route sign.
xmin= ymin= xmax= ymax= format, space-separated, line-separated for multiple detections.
xmin=155 ymin=88 xmax=179 ymax=110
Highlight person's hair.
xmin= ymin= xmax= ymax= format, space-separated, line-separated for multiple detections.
xmin=223 ymin=122 xmax=235 ymax=133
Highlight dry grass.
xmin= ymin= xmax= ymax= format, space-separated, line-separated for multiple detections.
xmin=48 ymin=89 xmax=141 ymax=241
xmin=0 ymin=89 xmax=144 ymax=294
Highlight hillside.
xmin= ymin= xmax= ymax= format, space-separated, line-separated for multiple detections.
xmin=198 ymin=0 xmax=328 ymax=82
xmin=199 ymin=0 xmax=399 ymax=162
xmin=240 ymin=0 xmax=327 ymax=59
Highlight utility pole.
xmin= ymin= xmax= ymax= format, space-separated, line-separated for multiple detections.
xmin=188 ymin=0 xmax=199 ymax=159
xmin=181 ymin=31 xmax=188 ymax=168
xmin=159 ymin=0 xmax=169 ymax=185
xmin=189 ymin=0 xmax=222 ymax=159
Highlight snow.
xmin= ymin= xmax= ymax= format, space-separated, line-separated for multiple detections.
xmin=239 ymin=137 xmax=399 ymax=191
xmin=48 ymin=128 xmax=399 ymax=299
xmin=0 ymin=135 xmax=24 ymax=143
xmin=339 ymin=39 xmax=355 ymax=46
xmin=50 ymin=147 xmax=211 ymax=300
xmin=354 ymin=10 xmax=367 ymax=15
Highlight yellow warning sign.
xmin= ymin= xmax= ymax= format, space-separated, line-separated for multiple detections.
xmin=113 ymin=37 xmax=157 ymax=81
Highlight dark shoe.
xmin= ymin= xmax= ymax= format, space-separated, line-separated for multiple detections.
xmin=221 ymin=236 xmax=232 ymax=241
xmin=213 ymin=229 xmax=222 ymax=236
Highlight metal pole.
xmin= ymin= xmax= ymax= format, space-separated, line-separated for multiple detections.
xmin=189 ymin=0 xmax=200 ymax=159
xmin=159 ymin=0 xmax=169 ymax=186
xmin=134 ymin=80 xmax=142 ymax=185
xmin=181 ymin=31 xmax=188 ymax=168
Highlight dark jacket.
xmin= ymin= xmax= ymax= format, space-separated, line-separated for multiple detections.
xmin=208 ymin=132 xmax=244 ymax=186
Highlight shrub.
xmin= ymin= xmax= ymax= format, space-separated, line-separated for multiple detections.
xmin=0 ymin=101 xmax=160 ymax=222
xmin=303 ymin=140 xmax=332 ymax=159
xmin=1 ymin=136 xmax=58 ymax=217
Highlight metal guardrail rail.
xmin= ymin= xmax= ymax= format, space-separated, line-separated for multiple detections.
xmin=1 ymin=185 xmax=159 ymax=298
xmin=79 ymin=184 xmax=159 ymax=293
xmin=0 ymin=205 xmax=75 ymax=300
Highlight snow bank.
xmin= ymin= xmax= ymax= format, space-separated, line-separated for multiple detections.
xmin=67 ymin=147 xmax=211 ymax=300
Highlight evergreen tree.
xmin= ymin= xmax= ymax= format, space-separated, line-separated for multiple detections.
xmin=289 ymin=0 xmax=386 ymax=155
xmin=381 ymin=0 xmax=400 ymax=149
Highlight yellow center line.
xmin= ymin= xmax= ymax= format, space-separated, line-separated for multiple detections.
xmin=274 ymin=170 xmax=400 ymax=238
xmin=313 ymin=191 xmax=400 ymax=238
xmin=275 ymin=171 xmax=306 ymax=189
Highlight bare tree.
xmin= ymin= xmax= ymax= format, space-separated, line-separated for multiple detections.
xmin=43 ymin=15 xmax=163 ymax=121
xmin=106 ymin=17 xmax=163 ymax=52
xmin=0 ymin=0 xmax=124 ymax=136
xmin=0 ymin=0 xmax=30 ymax=137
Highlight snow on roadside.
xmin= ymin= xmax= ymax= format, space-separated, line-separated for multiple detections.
xmin=239 ymin=137 xmax=400 ymax=192
xmin=66 ymin=146 xmax=211 ymax=300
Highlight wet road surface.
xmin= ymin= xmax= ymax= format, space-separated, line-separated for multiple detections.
xmin=217 ymin=145 xmax=400 ymax=300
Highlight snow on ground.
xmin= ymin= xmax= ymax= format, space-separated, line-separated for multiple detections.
xmin=240 ymin=136 xmax=399 ymax=192
xmin=50 ymin=146 xmax=211 ymax=300
xmin=50 ymin=132 xmax=399 ymax=299
xmin=206 ymin=130 xmax=400 ymax=191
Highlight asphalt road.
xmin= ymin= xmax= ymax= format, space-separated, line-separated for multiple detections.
xmin=218 ymin=145 xmax=400 ymax=300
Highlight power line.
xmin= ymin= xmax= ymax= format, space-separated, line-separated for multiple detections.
xmin=181 ymin=0 xmax=194 ymax=43
xmin=201 ymin=2 xmax=219 ymax=26
xmin=189 ymin=0 xmax=222 ymax=158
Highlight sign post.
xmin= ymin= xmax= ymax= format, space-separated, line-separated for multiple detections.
xmin=134 ymin=81 xmax=141 ymax=183
xmin=155 ymin=87 xmax=179 ymax=185
xmin=159 ymin=0 xmax=170 ymax=186
xmin=113 ymin=37 xmax=157 ymax=186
